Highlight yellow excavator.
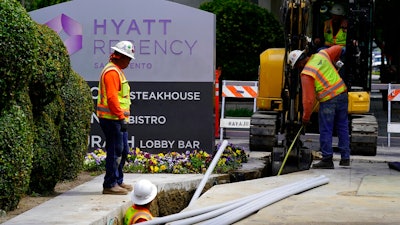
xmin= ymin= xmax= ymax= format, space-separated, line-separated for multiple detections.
xmin=249 ymin=0 xmax=378 ymax=175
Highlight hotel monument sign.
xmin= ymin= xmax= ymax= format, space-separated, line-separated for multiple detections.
xmin=29 ymin=0 xmax=216 ymax=153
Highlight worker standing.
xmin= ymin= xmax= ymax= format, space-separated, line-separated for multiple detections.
xmin=314 ymin=3 xmax=348 ymax=49
xmin=288 ymin=45 xmax=351 ymax=169
xmin=97 ymin=41 xmax=135 ymax=194
xmin=313 ymin=3 xmax=349 ymax=80
xmin=124 ymin=179 xmax=158 ymax=224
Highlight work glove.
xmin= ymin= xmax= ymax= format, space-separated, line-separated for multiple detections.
xmin=120 ymin=119 xmax=128 ymax=132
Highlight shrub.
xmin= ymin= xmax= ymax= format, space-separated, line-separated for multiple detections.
xmin=225 ymin=108 xmax=253 ymax=117
xmin=0 ymin=0 xmax=39 ymax=109
xmin=27 ymin=22 xmax=71 ymax=195
xmin=0 ymin=0 xmax=93 ymax=203
xmin=60 ymin=70 xmax=94 ymax=180
xmin=0 ymin=102 xmax=34 ymax=211
xmin=0 ymin=0 xmax=39 ymax=211
xmin=29 ymin=24 xmax=70 ymax=112
xmin=29 ymin=97 xmax=65 ymax=195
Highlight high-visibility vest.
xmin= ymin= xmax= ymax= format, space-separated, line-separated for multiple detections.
xmin=124 ymin=205 xmax=153 ymax=225
xmin=323 ymin=19 xmax=347 ymax=46
xmin=97 ymin=62 xmax=131 ymax=120
xmin=302 ymin=50 xmax=347 ymax=102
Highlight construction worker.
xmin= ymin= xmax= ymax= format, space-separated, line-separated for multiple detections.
xmin=124 ymin=179 xmax=158 ymax=224
xmin=313 ymin=3 xmax=350 ymax=80
xmin=314 ymin=3 xmax=348 ymax=49
xmin=97 ymin=41 xmax=135 ymax=195
xmin=288 ymin=45 xmax=351 ymax=169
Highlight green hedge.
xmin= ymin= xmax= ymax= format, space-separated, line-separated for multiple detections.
xmin=0 ymin=101 xmax=34 ymax=211
xmin=29 ymin=97 xmax=65 ymax=194
xmin=0 ymin=0 xmax=39 ymax=108
xmin=60 ymin=70 xmax=94 ymax=180
xmin=29 ymin=24 xmax=70 ymax=112
xmin=0 ymin=0 xmax=92 ymax=211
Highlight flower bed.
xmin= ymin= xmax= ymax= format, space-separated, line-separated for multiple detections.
xmin=84 ymin=142 xmax=248 ymax=174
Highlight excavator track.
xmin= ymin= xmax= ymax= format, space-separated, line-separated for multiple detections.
xmin=249 ymin=112 xmax=278 ymax=152
xmin=350 ymin=114 xmax=378 ymax=156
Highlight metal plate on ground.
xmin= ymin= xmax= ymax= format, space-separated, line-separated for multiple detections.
xmin=357 ymin=175 xmax=400 ymax=197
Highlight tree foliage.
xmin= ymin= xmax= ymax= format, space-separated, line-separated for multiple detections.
xmin=200 ymin=0 xmax=284 ymax=81
xmin=19 ymin=0 xmax=67 ymax=11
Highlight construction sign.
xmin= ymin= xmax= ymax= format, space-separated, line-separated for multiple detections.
xmin=219 ymin=80 xmax=258 ymax=141
xmin=388 ymin=89 xmax=400 ymax=101
xmin=222 ymin=82 xmax=258 ymax=98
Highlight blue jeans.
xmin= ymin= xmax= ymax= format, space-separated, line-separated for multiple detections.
xmin=319 ymin=92 xmax=350 ymax=160
xmin=99 ymin=118 xmax=129 ymax=188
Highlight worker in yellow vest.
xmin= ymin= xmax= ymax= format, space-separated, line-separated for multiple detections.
xmin=313 ymin=3 xmax=349 ymax=79
xmin=97 ymin=41 xmax=135 ymax=195
xmin=314 ymin=3 xmax=348 ymax=49
xmin=124 ymin=179 xmax=158 ymax=224
xmin=288 ymin=45 xmax=351 ymax=169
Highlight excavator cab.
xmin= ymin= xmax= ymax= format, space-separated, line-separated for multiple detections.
xmin=249 ymin=0 xmax=378 ymax=176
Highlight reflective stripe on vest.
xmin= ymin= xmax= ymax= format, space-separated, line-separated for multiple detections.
xmin=97 ymin=62 xmax=131 ymax=120
xmin=302 ymin=50 xmax=347 ymax=102
xmin=123 ymin=206 xmax=153 ymax=225
xmin=323 ymin=19 xmax=347 ymax=46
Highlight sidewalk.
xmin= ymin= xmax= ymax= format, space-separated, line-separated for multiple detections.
xmin=185 ymin=153 xmax=400 ymax=225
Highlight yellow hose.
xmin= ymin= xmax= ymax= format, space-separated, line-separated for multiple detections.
xmin=277 ymin=102 xmax=318 ymax=176
xmin=277 ymin=125 xmax=304 ymax=176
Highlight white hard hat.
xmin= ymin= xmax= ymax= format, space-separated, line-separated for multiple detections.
xmin=131 ymin=179 xmax=157 ymax=205
xmin=330 ymin=3 xmax=345 ymax=16
xmin=287 ymin=50 xmax=305 ymax=68
xmin=111 ymin=41 xmax=135 ymax=59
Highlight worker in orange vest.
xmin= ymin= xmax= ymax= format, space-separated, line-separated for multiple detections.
xmin=124 ymin=179 xmax=158 ymax=224
xmin=97 ymin=41 xmax=135 ymax=195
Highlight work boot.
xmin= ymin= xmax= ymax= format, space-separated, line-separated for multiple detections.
xmin=103 ymin=184 xmax=128 ymax=195
xmin=119 ymin=183 xmax=133 ymax=191
xmin=339 ymin=159 xmax=350 ymax=166
xmin=312 ymin=160 xmax=334 ymax=169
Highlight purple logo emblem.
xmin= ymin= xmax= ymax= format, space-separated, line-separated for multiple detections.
xmin=45 ymin=14 xmax=83 ymax=55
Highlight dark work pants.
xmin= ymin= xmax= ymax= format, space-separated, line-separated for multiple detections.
xmin=319 ymin=92 xmax=350 ymax=161
xmin=99 ymin=118 xmax=129 ymax=188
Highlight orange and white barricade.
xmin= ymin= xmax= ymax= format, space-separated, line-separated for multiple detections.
xmin=387 ymin=83 xmax=400 ymax=147
xmin=219 ymin=80 xmax=258 ymax=141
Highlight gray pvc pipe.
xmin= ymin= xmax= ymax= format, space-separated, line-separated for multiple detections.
xmin=168 ymin=175 xmax=328 ymax=225
xmin=168 ymin=176 xmax=319 ymax=225
xmin=139 ymin=164 xmax=328 ymax=225
xmin=140 ymin=181 xmax=285 ymax=225
xmin=199 ymin=175 xmax=329 ymax=225
xmin=169 ymin=186 xmax=285 ymax=225
xmin=145 ymin=175 xmax=328 ymax=225
xmin=188 ymin=139 xmax=229 ymax=206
